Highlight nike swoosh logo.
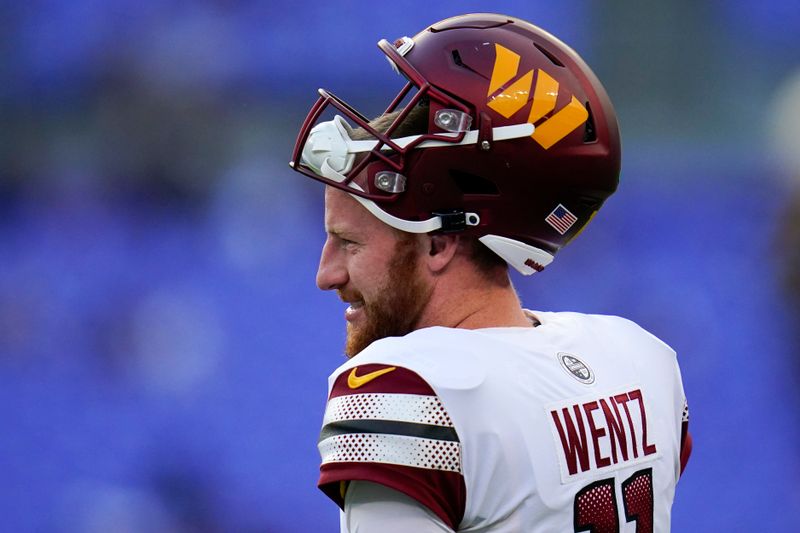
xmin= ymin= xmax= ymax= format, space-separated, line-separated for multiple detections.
xmin=347 ymin=366 xmax=397 ymax=389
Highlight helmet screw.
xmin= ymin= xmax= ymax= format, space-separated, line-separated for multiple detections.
xmin=480 ymin=140 xmax=491 ymax=151
xmin=423 ymin=183 xmax=435 ymax=194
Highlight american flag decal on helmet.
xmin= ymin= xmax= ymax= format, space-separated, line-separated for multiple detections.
xmin=545 ymin=204 xmax=578 ymax=235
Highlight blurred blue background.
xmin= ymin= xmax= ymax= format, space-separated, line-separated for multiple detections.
xmin=2 ymin=1 xmax=800 ymax=531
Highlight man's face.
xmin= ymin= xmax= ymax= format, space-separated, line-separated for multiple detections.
xmin=316 ymin=188 xmax=431 ymax=357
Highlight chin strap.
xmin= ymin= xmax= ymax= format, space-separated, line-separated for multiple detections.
xmin=352 ymin=193 xmax=446 ymax=233
xmin=319 ymin=162 xmax=479 ymax=234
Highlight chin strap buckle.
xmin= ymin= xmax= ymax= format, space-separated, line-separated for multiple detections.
xmin=432 ymin=210 xmax=481 ymax=232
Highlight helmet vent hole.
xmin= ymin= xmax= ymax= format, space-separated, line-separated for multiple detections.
xmin=451 ymin=170 xmax=499 ymax=195
xmin=533 ymin=42 xmax=564 ymax=67
xmin=451 ymin=49 xmax=481 ymax=75
xmin=583 ymin=102 xmax=597 ymax=143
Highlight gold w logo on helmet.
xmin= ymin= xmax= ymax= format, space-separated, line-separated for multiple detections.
xmin=487 ymin=44 xmax=588 ymax=149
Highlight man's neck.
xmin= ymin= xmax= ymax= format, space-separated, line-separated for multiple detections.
xmin=415 ymin=267 xmax=533 ymax=330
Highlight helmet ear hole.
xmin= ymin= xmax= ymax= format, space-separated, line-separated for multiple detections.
xmin=450 ymin=170 xmax=499 ymax=195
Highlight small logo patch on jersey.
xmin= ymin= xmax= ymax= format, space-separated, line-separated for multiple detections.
xmin=347 ymin=366 xmax=397 ymax=389
xmin=558 ymin=353 xmax=594 ymax=384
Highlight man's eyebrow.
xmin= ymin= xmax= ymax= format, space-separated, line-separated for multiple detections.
xmin=326 ymin=227 xmax=359 ymax=240
xmin=325 ymin=227 xmax=343 ymax=236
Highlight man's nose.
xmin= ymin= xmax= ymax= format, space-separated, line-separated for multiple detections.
xmin=316 ymin=237 xmax=347 ymax=291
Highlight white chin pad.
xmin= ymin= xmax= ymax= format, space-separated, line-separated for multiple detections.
xmin=301 ymin=116 xmax=355 ymax=176
xmin=479 ymin=235 xmax=554 ymax=275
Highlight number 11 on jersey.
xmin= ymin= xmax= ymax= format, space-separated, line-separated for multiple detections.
xmin=574 ymin=468 xmax=653 ymax=533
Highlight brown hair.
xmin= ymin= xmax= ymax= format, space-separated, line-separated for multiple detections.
xmin=349 ymin=105 xmax=429 ymax=141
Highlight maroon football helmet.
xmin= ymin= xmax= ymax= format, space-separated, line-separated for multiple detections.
xmin=290 ymin=13 xmax=620 ymax=274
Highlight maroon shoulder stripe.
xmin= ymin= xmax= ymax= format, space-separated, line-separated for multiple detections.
xmin=330 ymin=364 xmax=436 ymax=398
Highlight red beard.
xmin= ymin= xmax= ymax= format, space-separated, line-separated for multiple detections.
xmin=339 ymin=236 xmax=430 ymax=357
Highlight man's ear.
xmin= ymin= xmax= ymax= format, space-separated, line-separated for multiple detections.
xmin=425 ymin=234 xmax=459 ymax=274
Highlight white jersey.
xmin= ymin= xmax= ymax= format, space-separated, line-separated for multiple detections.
xmin=317 ymin=311 xmax=691 ymax=532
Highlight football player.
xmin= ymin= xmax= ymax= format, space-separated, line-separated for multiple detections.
xmin=290 ymin=13 xmax=691 ymax=532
